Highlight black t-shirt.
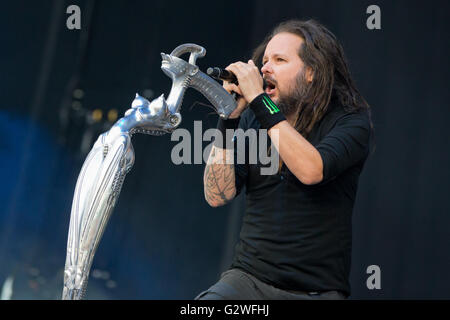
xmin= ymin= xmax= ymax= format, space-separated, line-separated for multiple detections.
xmin=229 ymin=95 xmax=373 ymax=297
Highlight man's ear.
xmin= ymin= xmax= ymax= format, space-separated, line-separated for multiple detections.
xmin=306 ymin=67 xmax=314 ymax=83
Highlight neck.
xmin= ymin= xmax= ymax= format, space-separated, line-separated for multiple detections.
xmin=286 ymin=112 xmax=298 ymax=127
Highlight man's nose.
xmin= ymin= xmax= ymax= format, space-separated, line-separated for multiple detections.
xmin=261 ymin=62 xmax=273 ymax=75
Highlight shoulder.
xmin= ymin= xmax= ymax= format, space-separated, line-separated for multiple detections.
xmin=320 ymin=99 xmax=372 ymax=133
xmin=309 ymin=98 xmax=374 ymax=153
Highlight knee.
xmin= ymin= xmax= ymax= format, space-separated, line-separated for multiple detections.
xmin=195 ymin=290 xmax=226 ymax=300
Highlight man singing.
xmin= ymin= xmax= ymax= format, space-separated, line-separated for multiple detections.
xmin=197 ymin=19 xmax=374 ymax=300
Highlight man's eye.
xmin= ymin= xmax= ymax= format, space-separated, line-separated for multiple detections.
xmin=277 ymin=58 xmax=285 ymax=62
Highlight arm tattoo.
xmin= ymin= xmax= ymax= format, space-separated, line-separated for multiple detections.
xmin=204 ymin=146 xmax=236 ymax=206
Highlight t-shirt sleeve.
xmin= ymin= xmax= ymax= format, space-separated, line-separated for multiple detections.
xmin=316 ymin=111 xmax=372 ymax=184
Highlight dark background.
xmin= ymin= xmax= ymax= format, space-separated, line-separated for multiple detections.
xmin=0 ymin=0 xmax=449 ymax=299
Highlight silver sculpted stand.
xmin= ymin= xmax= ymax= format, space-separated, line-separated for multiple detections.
xmin=62 ymin=44 xmax=236 ymax=300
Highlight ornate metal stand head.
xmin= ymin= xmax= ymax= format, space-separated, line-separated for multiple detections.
xmin=62 ymin=44 xmax=237 ymax=300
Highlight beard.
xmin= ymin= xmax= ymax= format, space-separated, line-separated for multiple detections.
xmin=272 ymin=68 xmax=310 ymax=117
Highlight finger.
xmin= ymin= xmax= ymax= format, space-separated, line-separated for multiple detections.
xmin=230 ymin=84 xmax=243 ymax=96
xmin=230 ymin=61 xmax=249 ymax=70
xmin=223 ymin=82 xmax=242 ymax=95
xmin=248 ymin=60 xmax=261 ymax=75
xmin=235 ymin=61 xmax=251 ymax=72
xmin=226 ymin=64 xmax=243 ymax=79
xmin=223 ymin=80 xmax=231 ymax=89
xmin=222 ymin=81 xmax=234 ymax=93
xmin=233 ymin=63 xmax=254 ymax=80
xmin=226 ymin=61 xmax=244 ymax=69
xmin=235 ymin=61 xmax=258 ymax=76
xmin=226 ymin=63 xmax=240 ymax=72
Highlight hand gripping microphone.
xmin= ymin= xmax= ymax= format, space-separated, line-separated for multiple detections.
xmin=207 ymin=67 xmax=238 ymax=85
xmin=207 ymin=66 xmax=268 ymax=89
xmin=207 ymin=66 xmax=268 ymax=101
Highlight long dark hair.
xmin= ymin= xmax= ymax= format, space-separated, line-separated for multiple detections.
xmin=253 ymin=19 xmax=372 ymax=137
xmin=253 ymin=19 xmax=374 ymax=173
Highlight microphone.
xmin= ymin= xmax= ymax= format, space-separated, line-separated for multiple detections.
xmin=207 ymin=66 xmax=268 ymax=89
xmin=207 ymin=67 xmax=238 ymax=85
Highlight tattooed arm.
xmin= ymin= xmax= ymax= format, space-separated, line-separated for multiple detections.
xmin=203 ymin=72 xmax=250 ymax=207
xmin=203 ymin=145 xmax=237 ymax=207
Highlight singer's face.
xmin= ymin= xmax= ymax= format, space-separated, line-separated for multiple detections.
xmin=261 ymin=32 xmax=309 ymax=103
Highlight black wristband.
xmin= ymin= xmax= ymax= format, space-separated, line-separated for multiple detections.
xmin=249 ymin=93 xmax=286 ymax=129
xmin=214 ymin=116 xmax=240 ymax=149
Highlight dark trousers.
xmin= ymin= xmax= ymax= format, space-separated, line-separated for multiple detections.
xmin=195 ymin=268 xmax=347 ymax=300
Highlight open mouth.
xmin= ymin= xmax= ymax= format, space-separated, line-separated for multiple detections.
xmin=264 ymin=78 xmax=277 ymax=96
